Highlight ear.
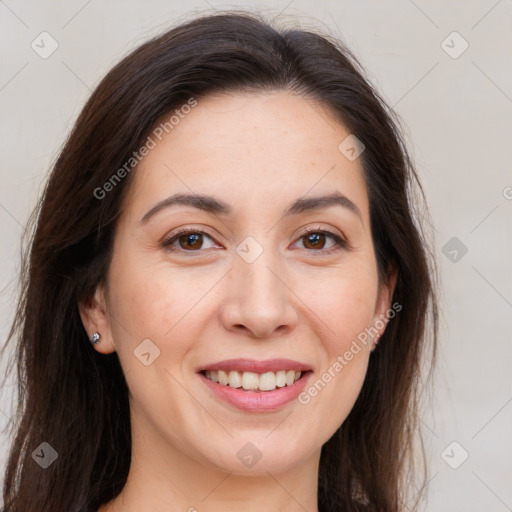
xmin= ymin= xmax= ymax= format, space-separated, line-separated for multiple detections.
xmin=78 ymin=284 xmax=116 ymax=354
xmin=371 ymin=262 xmax=398 ymax=351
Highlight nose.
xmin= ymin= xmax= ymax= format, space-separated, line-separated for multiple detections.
xmin=219 ymin=249 xmax=299 ymax=339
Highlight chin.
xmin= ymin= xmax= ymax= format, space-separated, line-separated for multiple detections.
xmin=197 ymin=435 xmax=315 ymax=476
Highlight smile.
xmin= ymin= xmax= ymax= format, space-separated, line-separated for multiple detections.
xmin=203 ymin=369 xmax=303 ymax=392
xmin=197 ymin=358 xmax=313 ymax=412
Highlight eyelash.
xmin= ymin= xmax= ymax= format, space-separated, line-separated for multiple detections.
xmin=161 ymin=226 xmax=348 ymax=255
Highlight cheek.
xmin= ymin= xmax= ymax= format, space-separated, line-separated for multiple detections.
xmin=293 ymin=259 xmax=377 ymax=411
xmin=295 ymin=260 xmax=378 ymax=347
xmin=315 ymin=275 xmax=375 ymax=379
xmin=296 ymin=269 xmax=376 ymax=437
xmin=106 ymin=251 xmax=225 ymax=355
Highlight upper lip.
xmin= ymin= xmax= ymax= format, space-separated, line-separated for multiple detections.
xmin=197 ymin=358 xmax=313 ymax=374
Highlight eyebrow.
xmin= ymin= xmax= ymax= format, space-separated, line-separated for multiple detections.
xmin=139 ymin=191 xmax=362 ymax=224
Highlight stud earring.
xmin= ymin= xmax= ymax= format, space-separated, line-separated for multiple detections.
xmin=90 ymin=332 xmax=101 ymax=344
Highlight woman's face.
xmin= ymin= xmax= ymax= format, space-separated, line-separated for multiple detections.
xmin=82 ymin=90 xmax=395 ymax=476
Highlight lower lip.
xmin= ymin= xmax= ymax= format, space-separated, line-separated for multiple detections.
xmin=198 ymin=372 xmax=312 ymax=412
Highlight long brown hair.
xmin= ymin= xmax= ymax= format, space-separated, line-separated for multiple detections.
xmin=1 ymin=11 xmax=437 ymax=512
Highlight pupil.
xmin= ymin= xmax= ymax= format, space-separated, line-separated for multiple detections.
xmin=306 ymin=233 xmax=324 ymax=249
xmin=182 ymin=234 xmax=201 ymax=249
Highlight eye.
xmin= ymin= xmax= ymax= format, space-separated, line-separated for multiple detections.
xmin=293 ymin=227 xmax=347 ymax=253
xmin=162 ymin=228 xmax=219 ymax=253
xmin=162 ymin=226 xmax=348 ymax=255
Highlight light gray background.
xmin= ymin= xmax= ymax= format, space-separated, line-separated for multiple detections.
xmin=1 ymin=1 xmax=511 ymax=510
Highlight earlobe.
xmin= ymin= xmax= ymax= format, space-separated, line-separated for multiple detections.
xmin=78 ymin=285 xmax=116 ymax=354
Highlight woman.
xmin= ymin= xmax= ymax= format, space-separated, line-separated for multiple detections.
xmin=1 ymin=10 xmax=437 ymax=512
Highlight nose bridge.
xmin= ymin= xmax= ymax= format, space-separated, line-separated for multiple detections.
xmin=222 ymin=235 xmax=297 ymax=337
xmin=238 ymin=244 xmax=282 ymax=300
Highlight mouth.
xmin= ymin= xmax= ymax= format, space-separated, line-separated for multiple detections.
xmin=200 ymin=369 xmax=311 ymax=392
xmin=196 ymin=358 xmax=313 ymax=412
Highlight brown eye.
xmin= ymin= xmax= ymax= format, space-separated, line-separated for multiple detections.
xmin=302 ymin=232 xmax=327 ymax=250
xmin=295 ymin=228 xmax=347 ymax=253
xmin=177 ymin=233 xmax=203 ymax=250
xmin=162 ymin=230 xmax=217 ymax=253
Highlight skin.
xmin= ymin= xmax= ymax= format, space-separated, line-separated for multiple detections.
xmin=81 ymin=90 xmax=397 ymax=512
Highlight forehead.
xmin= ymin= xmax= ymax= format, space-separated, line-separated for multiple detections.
xmin=122 ymin=90 xmax=370 ymax=224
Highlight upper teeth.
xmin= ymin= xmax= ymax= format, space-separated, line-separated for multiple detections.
xmin=205 ymin=370 xmax=302 ymax=391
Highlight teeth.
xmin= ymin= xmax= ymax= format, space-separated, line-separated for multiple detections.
xmin=209 ymin=370 xmax=219 ymax=383
xmin=205 ymin=369 xmax=303 ymax=391
xmin=228 ymin=370 xmax=242 ymax=388
xmin=241 ymin=371 xmax=259 ymax=390
xmin=275 ymin=370 xmax=287 ymax=387
xmin=259 ymin=372 xmax=276 ymax=391
xmin=218 ymin=370 xmax=229 ymax=385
